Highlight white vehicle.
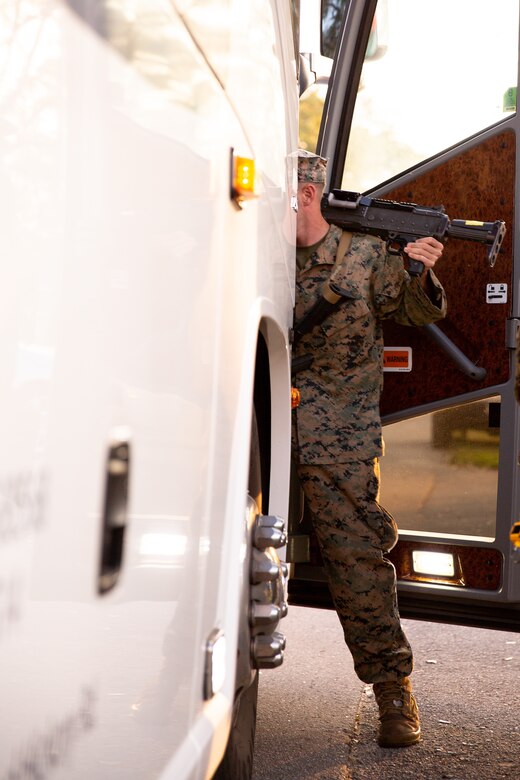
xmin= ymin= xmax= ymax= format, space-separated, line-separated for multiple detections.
xmin=0 ymin=1 xmax=298 ymax=778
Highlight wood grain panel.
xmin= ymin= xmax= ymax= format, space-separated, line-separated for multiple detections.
xmin=380 ymin=129 xmax=515 ymax=417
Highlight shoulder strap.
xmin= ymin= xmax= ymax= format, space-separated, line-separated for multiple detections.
xmin=293 ymin=231 xmax=354 ymax=347
xmin=336 ymin=230 xmax=353 ymax=268
xmin=322 ymin=231 xmax=353 ymax=304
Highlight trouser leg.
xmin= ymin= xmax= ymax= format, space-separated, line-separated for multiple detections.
xmin=297 ymin=460 xmax=413 ymax=684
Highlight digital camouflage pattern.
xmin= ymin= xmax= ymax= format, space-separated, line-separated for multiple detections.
xmin=296 ymin=149 xmax=328 ymax=184
xmin=292 ymin=224 xmax=447 ymax=465
xmin=292 ymin=224 xmax=446 ymax=683
xmin=298 ymin=459 xmax=413 ymax=683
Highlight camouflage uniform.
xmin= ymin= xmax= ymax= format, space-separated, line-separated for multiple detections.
xmin=293 ymin=222 xmax=447 ymax=683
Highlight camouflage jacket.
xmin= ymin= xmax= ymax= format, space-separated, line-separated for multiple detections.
xmin=292 ymin=225 xmax=447 ymax=464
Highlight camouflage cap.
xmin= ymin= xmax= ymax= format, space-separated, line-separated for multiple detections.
xmin=297 ymin=149 xmax=328 ymax=184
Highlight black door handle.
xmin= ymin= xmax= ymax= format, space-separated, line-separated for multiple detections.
xmin=98 ymin=432 xmax=130 ymax=594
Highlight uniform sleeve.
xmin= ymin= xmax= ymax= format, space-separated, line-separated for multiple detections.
xmin=372 ymin=244 xmax=447 ymax=326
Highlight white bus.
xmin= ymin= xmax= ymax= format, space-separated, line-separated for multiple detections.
xmin=0 ymin=1 xmax=298 ymax=778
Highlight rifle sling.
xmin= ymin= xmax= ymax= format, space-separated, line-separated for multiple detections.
xmin=296 ymin=229 xmax=354 ymax=333
xmin=321 ymin=230 xmax=353 ymax=303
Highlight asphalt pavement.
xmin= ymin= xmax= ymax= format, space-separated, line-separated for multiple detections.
xmin=379 ymin=412 xmax=497 ymax=537
xmin=252 ymin=605 xmax=520 ymax=780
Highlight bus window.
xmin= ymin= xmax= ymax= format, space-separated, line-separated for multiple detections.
xmin=302 ymin=0 xmax=519 ymax=186
xmin=340 ymin=0 xmax=519 ymax=193
xmin=380 ymin=398 xmax=501 ymax=540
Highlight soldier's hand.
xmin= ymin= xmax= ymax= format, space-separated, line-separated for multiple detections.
xmin=403 ymin=236 xmax=443 ymax=271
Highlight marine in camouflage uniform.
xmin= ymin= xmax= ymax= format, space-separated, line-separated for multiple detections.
xmin=292 ymin=152 xmax=447 ymax=688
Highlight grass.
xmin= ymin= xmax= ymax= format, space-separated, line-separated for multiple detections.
xmin=449 ymin=443 xmax=499 ymax=469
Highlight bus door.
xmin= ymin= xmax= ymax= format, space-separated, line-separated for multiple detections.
xmin=290 ymin=0 xmax=520 ymax=631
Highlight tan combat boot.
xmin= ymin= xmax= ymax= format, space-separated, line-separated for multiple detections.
xmin=372 ymin=677 xmax=421 ymax=748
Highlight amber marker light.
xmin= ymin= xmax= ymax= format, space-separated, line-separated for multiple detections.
xmin=231 ymin=151 xmax=257 ymax=205
xmin=510 ymin=521 xmax=520 ymax=548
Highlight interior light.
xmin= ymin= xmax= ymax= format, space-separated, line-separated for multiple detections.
xmin=412 ymin=550 xmax=455 ymax=577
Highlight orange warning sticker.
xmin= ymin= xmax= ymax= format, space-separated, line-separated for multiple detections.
xmin=383 ymin=347 xmax=412 ymax=372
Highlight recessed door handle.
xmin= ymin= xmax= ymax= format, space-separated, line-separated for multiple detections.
xmin=98 ymin=430 xmax=131 ymax=594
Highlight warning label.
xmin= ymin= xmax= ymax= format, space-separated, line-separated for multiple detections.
xmin=383 ymin=347 xmax=412 ymax=372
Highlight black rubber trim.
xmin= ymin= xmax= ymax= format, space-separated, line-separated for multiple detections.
xmin=288 ymin=579 xmax=520 ymax=633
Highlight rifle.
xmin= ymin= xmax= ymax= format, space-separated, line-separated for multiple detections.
xmin=322 ymin=190 xmax=507 ymax=276
xmin=291 ymin=191 xmax=506 ymax=377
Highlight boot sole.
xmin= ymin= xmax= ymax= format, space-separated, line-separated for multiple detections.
xmin=378 ymin=730 xmax=421 ymax=749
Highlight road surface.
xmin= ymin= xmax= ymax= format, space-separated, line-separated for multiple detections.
xmin=253 ymin=605 xmax=520 ymax=780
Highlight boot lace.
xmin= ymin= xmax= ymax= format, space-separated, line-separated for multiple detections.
xmin=374 ymin=682 xmax=413 ymax=719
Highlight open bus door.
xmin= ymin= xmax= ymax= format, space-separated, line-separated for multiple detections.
xmin=290 ymin=0 xmax=520 ymax=631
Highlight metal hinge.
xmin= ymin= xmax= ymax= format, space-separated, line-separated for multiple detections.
xmin=505 ymin=318 xmax=520 ymax=349
xmin=286 ymin=534 xmax=311 ymax=563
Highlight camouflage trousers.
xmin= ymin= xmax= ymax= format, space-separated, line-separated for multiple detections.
xmin=297 ymin=459 xmax=413 ymax=684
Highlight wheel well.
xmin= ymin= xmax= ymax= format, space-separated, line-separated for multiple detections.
xmin=253 ymin=333 xmax=272 ymax=513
